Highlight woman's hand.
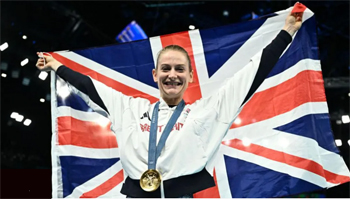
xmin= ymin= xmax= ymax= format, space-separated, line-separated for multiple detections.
xmin=283 ymin=2 xmax=303 ymax=36
xmin=35 ymin=52 xmax=62 ymax=71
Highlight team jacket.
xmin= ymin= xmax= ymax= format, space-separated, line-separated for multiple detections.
xmin=56 ymin=30 xmax=292 ymax=198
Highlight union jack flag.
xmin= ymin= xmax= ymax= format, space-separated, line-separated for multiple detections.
xmin=50 ymin=6 xmax=350 ymax=198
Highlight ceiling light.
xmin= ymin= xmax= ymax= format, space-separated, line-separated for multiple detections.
xmin=341 ymin=115 xmax=350 ymax=124
xmin=348 ymin=140 xmax=350 ymax=146
xmin=40 ymin=98 xmax=45 ymax=103
xmin=1 ymin=73 xmax=7 ymax=78
xmin=0 ymin=42 xmax=9 ymax=51
xmin=22 ymin=77 xmax=30 ymax=86
xmin=22 ymin=35 xmax=27 ymax=39
xmin=23 ymin=119 xmax=32 ymax=126
xmin=38 ymin=71 xmax=48 ymax=80
xmin=21 ymin=58 xmax=29 ymax=66
xmin=223 ymin=10 xmax=229 ymax=16
xmin=15 ymin=114 xmax=24 ymax=122
xmin=335 ymin=139 xmax=342 ymax=146
xmin=189 ymin=25 xmax=195 ymax=30
xmin=10 ymin=112 xmax=19 ymax=119
xmin=46 ymin=93 xmax=51 ymax=101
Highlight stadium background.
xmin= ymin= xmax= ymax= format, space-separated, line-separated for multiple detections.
xmin=1 ymin=1 xmax=349 ymax=198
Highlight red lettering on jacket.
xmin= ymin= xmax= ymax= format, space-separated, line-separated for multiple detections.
xmin=140 ymin=123 xmax=184 ymax=132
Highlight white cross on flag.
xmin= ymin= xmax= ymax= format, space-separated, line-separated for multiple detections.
xmin=50 ymin=5 xmax=350 ymax=198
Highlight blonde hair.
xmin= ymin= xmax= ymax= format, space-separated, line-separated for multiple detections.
xmin=156 ymin=45 xmax=192 ymax=72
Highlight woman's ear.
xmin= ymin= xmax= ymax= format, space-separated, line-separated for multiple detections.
xmin=152 ymin=69 xmax=158 ymax=82
xmin=189 ymin=71 xmax=194 ymax=83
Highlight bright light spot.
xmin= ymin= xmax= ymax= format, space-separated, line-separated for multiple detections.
xmin=1 ymin=73 xmax=7 ymax=77
xmin=348 ymin=140 xmax=350 ymax=146
xmin=15 ymin=114 xmax=24 ymax=122
xmin=22 ymin=35 xmax=27 ymax=39
xmin=22 ymin=77 xmax=30 ymax=86
xmin=341 ymin=115 xmax=350 ymax=124
xmin=23 ymin=119 xmax=32 ymax=126
xmin=46 ymin=93 xmax=51 ymax=101
xmin=20 ymin=58 xmax=29 ymax=66
xmin=38 ymin=71 xmax=48 ymax=80
xmin=234 ymin=117 xmax=241 ymax=125
xmin=57 ymin=78 xmax=71 ymax=99
xmin=223 ymin=10 xmax=229 ymax=16
xmin=189 ymin=25 xmax=195 ymax=30
xmin=348 ymin=93 xmax=350 ymax=97
xmin=10 ymin=112 xmax=19 ymax=119
xmin=40 ymin=98 xmax=45 ymax=103
xmin=96 ymin=116 xmax=111 ymax=128
xmin=336 ymin=120 xmax=342 ymax=125
xmin=0 ymin=42 xmax=9 ymax=51
xmin=242 ymin=137 xmax=251 ymax=147
xmin=335 ymin=139 xmax=342 ymax=146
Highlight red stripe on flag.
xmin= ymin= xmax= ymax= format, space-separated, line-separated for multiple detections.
xmin=291 ymin=2 xmax=307 ymax=13
xmin=193 ymin=169 xmax=221 ymax=198
xmin=52 ymin=52 xmax=158 ymax=103
xmin=80 ymin=169 xmax=124 ymax=198
xmin=58 ymin=116 xmax=118 ymax=148
xmin=231 ymin=70 xmax=326 ymax=129
xmin=223 ymin=139 xmax=350 ymax=184
xmin=160 ymin=31 xmax=202 ymax=104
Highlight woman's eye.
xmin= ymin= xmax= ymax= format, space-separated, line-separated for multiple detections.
xmin=177 ymin=68 xmax=184 ymax=72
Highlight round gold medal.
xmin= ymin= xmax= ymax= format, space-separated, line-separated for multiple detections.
xmin=140 ymin=169 xmax=162 ymax=192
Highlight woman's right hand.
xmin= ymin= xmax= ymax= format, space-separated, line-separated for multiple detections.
xmin=36 ymin=52 xmax=63 ymax=71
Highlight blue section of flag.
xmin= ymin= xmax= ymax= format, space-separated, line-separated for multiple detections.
xmin=200 ymin=18 xmax=267 ymax=77
xmin=224 ymin=155 xmax=323 ymax=197
xmin=267 ymin=16 xmax=319 ymax=78
xmin=274 ymin=114 xmax=339 ymax=154
xmin=60 ymin=156 xmax=120 ymax=197
xmin=74 ymin=40 xmax=157 ymax=88
xmin=57 ymin=93 xmax=92 ymax=112
xmin=53 ymin=8 xmax=349 ymax=198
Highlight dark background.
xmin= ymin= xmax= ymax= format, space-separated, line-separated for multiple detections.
xmin=1 ymin=1 xmax=349 ymax=198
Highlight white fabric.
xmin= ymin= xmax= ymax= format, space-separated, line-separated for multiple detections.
xmin=76 ymin=51 xmax=262 ymax=181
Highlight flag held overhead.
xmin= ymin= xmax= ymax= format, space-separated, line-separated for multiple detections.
xmin=50 ymin=4 xmax=350 ymax=198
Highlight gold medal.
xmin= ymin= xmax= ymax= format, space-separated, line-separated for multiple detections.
xmin=140 ymin=169 xmax=162 ymax=192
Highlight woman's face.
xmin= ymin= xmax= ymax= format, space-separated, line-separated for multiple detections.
xmin=152 ymin=50 xmax=193 ymax=104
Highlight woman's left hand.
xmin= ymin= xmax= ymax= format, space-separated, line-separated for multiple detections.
xmin=283 ymin=2 xmax=303 ymax=36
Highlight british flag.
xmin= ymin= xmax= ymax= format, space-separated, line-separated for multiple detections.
xmin=50 ymin=6 xmax=350 ymax=198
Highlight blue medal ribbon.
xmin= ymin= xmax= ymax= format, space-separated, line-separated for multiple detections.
xmin=148 ymin=100 xmax=185 ymax=170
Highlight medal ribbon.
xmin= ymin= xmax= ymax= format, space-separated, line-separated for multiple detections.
xmin=148 ymin=100 xmax=185 ymax=170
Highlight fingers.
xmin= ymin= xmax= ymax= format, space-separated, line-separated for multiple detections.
xmin=36 ymin=59 xmax=45 ymax=68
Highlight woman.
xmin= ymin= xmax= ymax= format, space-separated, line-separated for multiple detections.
xmin=36 ymin=7 xmax=302 ymax=198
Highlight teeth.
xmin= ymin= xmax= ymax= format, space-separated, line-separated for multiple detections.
xmin=164 ymin=82 xmax=181 ymax=86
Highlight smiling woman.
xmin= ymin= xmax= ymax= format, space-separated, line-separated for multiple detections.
xmin=35 ymin=5 xmax=303 ymax=198
xmin=153 ymin=45 xmax=194 ymax=106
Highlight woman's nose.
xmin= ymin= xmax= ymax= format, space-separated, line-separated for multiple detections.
xmin=168 ymin=68 xmax=177 ymax=78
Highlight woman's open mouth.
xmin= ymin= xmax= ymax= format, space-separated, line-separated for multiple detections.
xmin=163 ymin=82 xmax=183 ymax=86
